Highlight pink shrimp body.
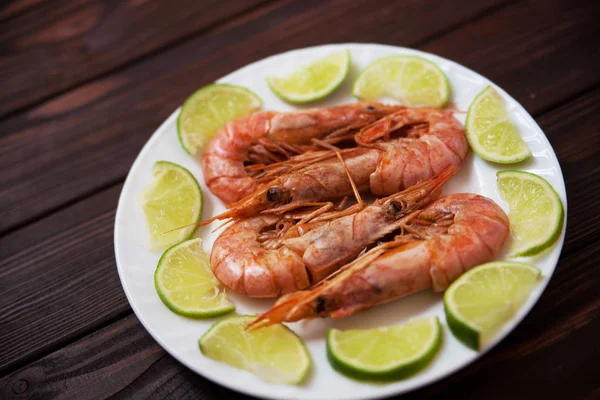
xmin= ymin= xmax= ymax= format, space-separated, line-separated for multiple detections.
xmin=210 ymin=169 xmax=455 ymax=297
xmin=250 ymin=193 xmax=509 ymax=325
xmin=214 ymin=147 xmax=381 ymax=222
xmin=356 ymin=107 xmax=468 ymax=195
xmin=210 ymin=215 xmax=311 ymax=297
xmin=205 ymin=106 xmax=468 ymax=224
xmin=201 ymin=103 xmax=403 ymax=204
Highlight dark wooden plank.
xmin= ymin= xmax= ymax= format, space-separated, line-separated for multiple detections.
xmin=403 ymin=243 xmax=600 ymax=400
xmin=0 ymin=184 xmax=129 ymax=374
xmin=0 ymin=0 xmax=269 ymax=118
xmin=0 ymin=315 xmax=168 ymax=400
xmin=0 ymin=0 xmax=48 ymax=22
xmin=0 ymin=0 xmax=508 ymax=234
xmin=537 ymin=89 xmax=600 ymax=258
xmin=0 ymin=0 xmax=509 ymax=373
xmin=1 ymin=0 xmax=597 ymax=235
xmin=424 ymin=0 xmax=600 ymax=115
xmin=0 ymin=81 xmax=598 ymax=382
xmin=1 ymin=237 xmax=597 ymax=399
xmin=0 ymin=314 xmax=245 ymax=400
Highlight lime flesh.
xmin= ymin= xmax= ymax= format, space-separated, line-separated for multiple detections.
xmin=177 ymin=83 xmax=262 ymax=155
xmin=154 ymin=238 xmax=234 ymax=318
xmin=327 ymin=317 xmax=442 ymax=381
xmin=142 ymin=161 xmax=202 ymax=251
xmin=267 ymin=50 xmax=350 ymax=103
xmin=497 ymin=170 xmax=565 ymax=257
xmin=199 ymin=316 xmax=311 ymax=385
xmin=466 ymin=86 xmax=530 ymax=163
xmin=353 ymin=55 xmax=449 ymax=107
xmin=444 ymin=261 xmax=540 ymax=350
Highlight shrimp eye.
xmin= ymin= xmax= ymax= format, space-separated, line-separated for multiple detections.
xmin=366 ymin=105 xmax=376 ymax=111
xmin=387 ymin=202 xmax=403 ymax=217
xmin=266 ymin=187 xmax=279 ymax=202
xmin=391 ymin=203 xmax=402 ymax=213
xmin=315 ymin=296 xmax=327 ymax=313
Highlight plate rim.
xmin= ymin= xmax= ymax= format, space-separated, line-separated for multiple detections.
xmin=114 ymin=43 xmax=568 ymax=400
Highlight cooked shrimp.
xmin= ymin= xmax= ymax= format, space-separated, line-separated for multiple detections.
xmin=250 ymin=193 xmax=509 ymax=326
xmin=355 ymin=107 xmax=468 ymax=195
xmin=202 ymin=102 xmax=403 ymax=204
xmin=205 ymin=107 xmax=468 ymax=224
xmin=210 ymin=168 xmax=455 ymax=297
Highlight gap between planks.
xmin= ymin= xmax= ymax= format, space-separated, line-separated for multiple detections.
xmin=0 ymin=0 xmax=279 ymax=122
xmin=0 ymin=0 xmax=48 ymax=23
xmin=0 ymin=0 xmax=515 ymax=131
xmin=0 ymin=0 xmax=520 ymax=239
xmin=1 ymin=227 xmax=598 ymax=397
xmin=0 ymin=78 xmax=598 ymax=380
xmin=407 ymin=0 xmax=520 ymax=49
xmin=0 ymin=0 xmax=592 ymax=378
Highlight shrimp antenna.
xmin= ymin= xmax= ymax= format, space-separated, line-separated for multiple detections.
xmin=161 ymin=203 xmax=241 ymax=235
xmin=197 ymin=209 xmax=236 ymax=227
xmin=312 ymin=138 xmax=365 ymax=209
xmin=247 ymin=242 xmax=394 ymax=331
xmin=161 ymin=220 xmax=201 ymax=234
xmin=336 ymin=149 xmax=365 ymax=209
xmin=159 ymin=214 xmax=233 ymax=236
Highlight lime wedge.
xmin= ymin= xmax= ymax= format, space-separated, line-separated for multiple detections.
xmin=353 ymin=55 xmax=449 ymax=107
xmin=199 ymin=316 xmax=311 ymax=384
xmin=177 ymin=83 xmax=262 ymax=155
xmin=142 ymin=161 xmax=203 ymax=251
xmin=444 ymin=261 xmax=540 ymax=350
xmin=155 ymin=238 xmax=235 ymax=318
xmin=327 ymin=317 xmax=442 ymax=381
xmin=267 ymin=50 xmax=350 ymax=103
xmin=466 ymin=86 xmax=530 ymax=163
xmin=497 ymin=170 xmax=565 ymax=257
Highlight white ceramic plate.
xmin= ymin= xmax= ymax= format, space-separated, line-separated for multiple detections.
xmin=114 ymin=44 xmax=567 ymax=400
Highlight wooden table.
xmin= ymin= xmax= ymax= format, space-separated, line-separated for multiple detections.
xmin=1 ymin=0 xmax=598 ymax=398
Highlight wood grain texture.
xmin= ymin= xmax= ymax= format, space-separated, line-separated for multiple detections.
xmin=1 ymin=0 xmax=599 ymax=397
xmin=537 ymin=87 xmax=600 ymax=258
xmin=0 ymin=0 xmax=269 ymax=118
xmin=0 ymin=0 xmax=508 ymax=234
xmin=424 ymin=0 xmax=600 ymax=115
xmin=0 ymin=0 xmax=509 ymax=373
xmin=0 ymin=83 xmax=598 ymax=390
xmin=0 ymin=184 xmax=128 ymax=374
xmin=0 ymin=0 xmax=48 ymax=22
xmin=0 ymin=237 xmax=597 ymax=399
xmin=1 ymin=0 xmax=595 ymax=238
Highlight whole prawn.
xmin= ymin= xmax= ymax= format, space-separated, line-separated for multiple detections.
xmin=210 ymin=168 xmax=456 ymax=297
xmin=202 ymin=102 xmax=404 ymax=204
xmin=205 ymin=107 xmax=468 ymax=224
xmin=249 ymin=193 xmax=509 ymax=326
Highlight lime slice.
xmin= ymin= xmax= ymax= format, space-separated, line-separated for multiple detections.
xmin=327 ymin=317 xmax=442 ymax=381
xmin=155 ymin=238 xmax=235 ymax=318
xmin=142 ymin=161 xmax=203 ymax=251
xmin=353 ymin=55 xmax=449 ymax=107
xmin=444 ymin=261 xmax=540 ymax=350
xmin=466 ymin=86 xmax=530 ymax=163
xmin=199 ymin=316 xmax=311 ymax=384
xmin=267 ymin=50 xmax=350 ymax=103
xmin=177 ymin=83 xmax=262 ymax=155
xmin=497 ymin=170 xmax=565 ymax=257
